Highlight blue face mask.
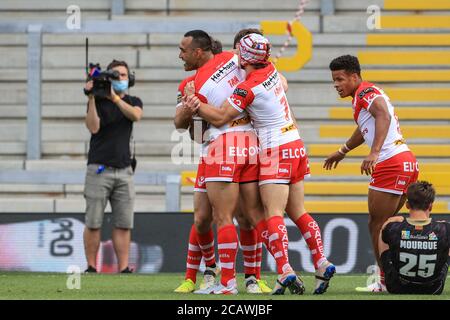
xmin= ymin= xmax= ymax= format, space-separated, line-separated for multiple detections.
xmin=112 ymin=80 xmax=129 ymax=93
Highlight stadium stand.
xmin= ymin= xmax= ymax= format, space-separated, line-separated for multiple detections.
xmin=0 ymin=0 xmax=449 ymax=213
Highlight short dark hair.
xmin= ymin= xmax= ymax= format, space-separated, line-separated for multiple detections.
xmin=233 ymin=28 xmax=263 ymax=49
xmin=211 ymin=39 xmax=223 ymax=54
xmin=329 ymin=55 xmax=361 ymax=75
xmin=184 ymin=30 xmax=212 ymax=52
xmin=107 ymin=59 xmax=129 ymax=75
xmin=407 ymin=181 xmax=436 ymax=211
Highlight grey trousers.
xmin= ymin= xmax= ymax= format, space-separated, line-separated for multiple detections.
xmin=84 ymin=164 xmax=135 ymax=229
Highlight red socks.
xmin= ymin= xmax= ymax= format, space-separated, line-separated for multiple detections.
xmin=218 ymin=224 xmax=239 ymax=287
xmin=196 ymin=228 xmax=216 ymax=267
xmin=254 ymin=219 xmax=270 ymax=279
xmin=294 ymin=213 xmax=326 ymax=269
xmin=239 ymin=228 xmax=257 ymax=276
xmin=185 ymin=224 xmax=202 ymax=282
xmin=266 ymin=215 xmax=292 ymax=275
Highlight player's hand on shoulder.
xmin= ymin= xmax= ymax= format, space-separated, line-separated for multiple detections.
xmin=323 ymin=151 xmax=346 ymax=170
xmin=184 ymin=81 xmax=196 ymax=96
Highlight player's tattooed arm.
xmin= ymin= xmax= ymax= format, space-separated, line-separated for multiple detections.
xmin=185 ymin=95 xmax=240 ymax=127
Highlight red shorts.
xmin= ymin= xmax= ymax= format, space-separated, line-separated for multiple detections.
xmin=194 ymin=157 xmax=207 ymax=193
xmin=370 ymin=151 xmax=419 ymax=195
xmin=203 ymin=131 xmax=259 ymax=184
xmin=259 ymin=139 xmax=310 ymax=185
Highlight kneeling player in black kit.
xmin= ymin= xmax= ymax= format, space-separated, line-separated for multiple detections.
xmin=379 ymin=181 xmax=450 ymax=294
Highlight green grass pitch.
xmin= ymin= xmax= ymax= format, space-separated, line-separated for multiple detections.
xmin=0 ymin=272 xmax=448 ymax=300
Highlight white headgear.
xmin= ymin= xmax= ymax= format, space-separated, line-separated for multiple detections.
xmin=239 ymin=33 xmax=271 ymax=67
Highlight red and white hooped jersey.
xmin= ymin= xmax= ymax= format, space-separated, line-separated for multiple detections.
xmin=193 ymin=52 xmax=253 ymax=142
xmin=352 ymin=81 xmax=409 ymax=163
xmin=227 ymin=63 xmax=300 ymax=149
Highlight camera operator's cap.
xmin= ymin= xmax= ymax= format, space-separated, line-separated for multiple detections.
xmin=239 ymin=33 xmax=271 ymax=67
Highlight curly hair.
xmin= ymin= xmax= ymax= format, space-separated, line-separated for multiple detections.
xmin=329 ymin=55 xmax=361 ymax=75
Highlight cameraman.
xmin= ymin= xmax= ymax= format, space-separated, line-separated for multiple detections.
xmin=83 ymin=59 xmax=143 ymax=273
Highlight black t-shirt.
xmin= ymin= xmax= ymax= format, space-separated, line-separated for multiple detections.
xmin=382 ymin=218 xmax=450 ymax=284
xmin=87 ymin=95 xmax=143 ymax=168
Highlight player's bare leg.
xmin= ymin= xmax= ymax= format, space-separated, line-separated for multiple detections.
xmin=234 ymin=205 xmax=263 ymax=294
xmin=260 ymin=183 xmax=304 ymax=295
xmin=175 ymin=192 xmax=215 ymax=293
xmin=237 ymin=182 xmax=272 ymax=293
xmin=285 ymin=180 xmax=335 ymax=294
xmin=205 ymin=182 xmax=240 ymax=294
xmin=356 ymin=189 xmax=405 ymax=293
xmin=368 ymin=189 xmax=405 ymax=266
xmin=193 ymin=191 xmax=220 ymax=290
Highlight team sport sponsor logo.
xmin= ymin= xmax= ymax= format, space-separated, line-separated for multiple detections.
xmin=210 ymin=60 xmax=237 ymax=83
xmin=233 ymin=88 xmax=248 ymax=98
xmin=228 ymin=115 xmax=251 ymax=128
xmin=401 ymin=230 xmax=410 ymax=240
xmin=403 ymin=161 xmax=419 ymax=173
xmin=197 ymin=176 xmax=205 ymax=187
xmin=230 ymin=96 xmax=242 ymax=108
xmin=177 ymin=91 xmax=182 ymax=104
xmin=219 ymin=163 xmax=235 ymax=177
xmin=401 ymin=231 xmax=428 ymax=240
xmin=262 ymin=71 xmax=279 ymax=91
xmin=358 ymin=87 xmax=374 ymax=99
xmin=395 ymin=175 xmax=411 ymax=190
xmin=276 ymin=163 xmax=292 ymax=179
xmin=429 ymin=232 xmax=438 ymax=241
xmin=363 ymin=92 xmax=380 ymax=106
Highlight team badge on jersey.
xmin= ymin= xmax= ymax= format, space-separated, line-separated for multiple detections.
xmin=429 ymin=232 xmax=438 ymax=241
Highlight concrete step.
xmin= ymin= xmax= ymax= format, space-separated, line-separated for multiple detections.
xmin=6 ymin=67 xmax=450 ymax=83
xmin=2 ymin=46 xmax=449 ymax=70
xmin=323 ymin=15 xmax=450 ymax=33
xmin=2 ymin=105 xmax=450 ymax=121
xmin=0 ymin=12 xmax=108 ymax=21
xmin=1 ymin=120 xmax=448 ymax=144
xmin=309 ymin=143 xmax=450 ymax=158
xmin=4 ymin=82 xmax=450 ymax=106
xmin=0 ymin=0 xmax=110 ymax=10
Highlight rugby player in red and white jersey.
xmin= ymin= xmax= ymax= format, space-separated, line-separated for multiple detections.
xmin=324 ymin=55 xmax=419 ymax=292
xmin=174 ymin=30 xmax=274 ymax=295
xmin=186 ymin=33 xmax=336 ymax=295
